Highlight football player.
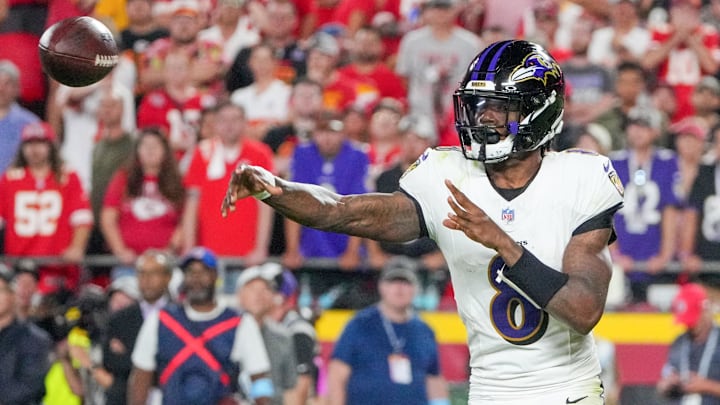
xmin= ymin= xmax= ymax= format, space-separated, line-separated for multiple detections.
xmin=222 ymin=40 xmax=624 ymax=404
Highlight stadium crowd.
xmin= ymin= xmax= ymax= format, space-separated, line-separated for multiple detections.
xmin=2 ymin=0 xmax=720 ymax=403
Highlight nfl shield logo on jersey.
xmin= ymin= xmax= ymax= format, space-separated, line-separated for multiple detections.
xmin=501 ymin=208 xmax=515 ymax=224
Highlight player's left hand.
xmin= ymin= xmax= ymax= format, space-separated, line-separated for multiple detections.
xmin=442 ymin=179 xmax=513 ymax=253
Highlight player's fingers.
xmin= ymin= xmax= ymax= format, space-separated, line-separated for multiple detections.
xmin=445 ymin=179 xmax=477 ymax=211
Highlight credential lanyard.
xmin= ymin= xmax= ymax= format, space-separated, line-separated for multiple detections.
xmin=680 ymin=325 xmax=719 ymax=380
xmin=380 ymin=310 xmax=406 ymax=354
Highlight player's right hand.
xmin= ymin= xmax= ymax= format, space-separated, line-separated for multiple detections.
xmin=221 ymin=164 xmax=282 ymax=217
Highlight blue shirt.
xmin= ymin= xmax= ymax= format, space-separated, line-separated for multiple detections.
xmin=331 ymin=305 xmax=441 ymax=405
xmin=290 ymin=140 xmax=368 ymax=258
xmin=0 ymin=103 xmax=39 ymax=174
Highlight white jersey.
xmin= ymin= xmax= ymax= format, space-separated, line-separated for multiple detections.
xmin=399 ymin=147 xmax=624 ymax=398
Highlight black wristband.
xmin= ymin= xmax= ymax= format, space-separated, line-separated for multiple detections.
xmin=501 ymin=248 xmax=569 ymax=309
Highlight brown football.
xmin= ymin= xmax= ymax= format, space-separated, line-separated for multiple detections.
xmin=38 ymin=16 xmax=119 ymax=87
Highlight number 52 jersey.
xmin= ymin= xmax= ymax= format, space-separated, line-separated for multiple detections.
xmin=0 ymin=166 xmax=93 ymax=255
xmin=399 ymin=147 xmax=624 ymax=396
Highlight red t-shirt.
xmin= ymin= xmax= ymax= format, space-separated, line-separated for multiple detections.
xmin=650 ymin=23 xmax=720 ymax=122
xmin=103 ymin=171 xmax=181 ymax=254
xmin=183 ymin=138 xmax=274 ymax=256
xmin=337 ymin=64 xmax=407 ymax=106
xmin=0 ymin=167 xmax=92 ymax=255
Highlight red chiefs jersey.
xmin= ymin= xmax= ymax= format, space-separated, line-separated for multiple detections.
xmin=0 ymin=167 xmax=93 ymax=255
xmin=183 ymin=138 xmax=274 ymax=256
xmin=137 ymin=89 xmax=216 ymax=159
xmin=649 ymin=23 xmax=720 ymax=121
xmin=103 ymin=172 xmax=181 ymax=254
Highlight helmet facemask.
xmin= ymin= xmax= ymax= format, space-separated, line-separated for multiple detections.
xmin=454 ymin=89 xmax=564 ymax=163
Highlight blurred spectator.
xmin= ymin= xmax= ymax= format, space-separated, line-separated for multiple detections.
xmin=337 ymin=26 xmax=407 ymax=109
xmin=653 ymin=82 xmax=681 ymax=144
xmin=283 ymin=111 xmax=369 ymax=270
xmin=0 ymin=122 xmax=93 ymax=293
xmin=230 ymin=43 xmax=292 ymax=141
xmin=12 ymin=258 xmax=39 ymax=321
xmin=366 ymin=99 xmax=404 ymax=187
xmin=610 ymin=110 xmax=682 ymax=303
xmin=55 ymin=78 xmax=136 ymax=192
xmin=66 ymin=285 xmax=113 ymax=405
xmin=128 ymin=247 xmax=273 ymax=405
xmin=670 ymin=117 xmax=708 ymax=201
xmin=588 ymin=0 xmax=652 ymax=69
xmin=262 ymin=79 xmax=324 ymax=257
xmin=562 ymin=14 xmax=616 ymax=126
xmin=597 ymin=61 xmax=662 ymax=153
xmin=679 ymin=125 xmax=720 ymax=272
xmin=657 ymin=283 xmax=720 ymax=403
xmin=102 ymin=249 xmax=173 ymax=405
xmin=572 ymin=123 xmax=614 ymax=156
xmin=395 ymin=0 xmax=480 ymax=130
xmin=0 ymin=60 xmax=39 ymax=175
xmin=263 ymin=78 xmax=324 ymax=178
xmin=265 ymin=265 xmax=320 ymax=405
xmin=137 ymin=50 xmax=216 ymax=170
xmin=119 ymin=0 xmax=168 ymax=52
xmin=88 ymin=89 xmax=135 ymax=255
xmin=691 ymin=76 xmax=720 ymax=131
xmin=226 ymin=0 xmax=305 ymax=92
xmin=326 ymin=259 xmax=448 ymax=405
xmin=304 ymin=32 xmax=357 ymax=112
xmin=343 ymin=104 xmax=371 ymax=143
xmin=182 ymin=102 xmax=274 ymax=264
xmin=100 ymin=128 xmax=185 ymax=272
xmin=106 ymin=275 xmax=140 ymax=313
xmin=0 ymin=0 xmax=48 ymax=116
xmin=93 ymin=0 xmax=128 ymax=34
xmin=643 ymin=0 xmax=720 ymax=122
xmin=480 ymin=0 xmax=535 ymax=37
xmin=517 ymin=0 xmax=572 ymax=62
xmin=139 ymin=1 xmax=224 ymax=93
xmin=368 ymin=114 xmax=446 ymax=274
xmin=116 ymin=0 xmax=169 ymax=100
xmin=199 ymin=0 xmax=261 ymax=69
xmin=0 ymin=271 xmax=53 ymax=405
xmin=702 ymin=0 xmax=720 ymax=32
xmin=236 ymin=264 xmax=298 ymax=405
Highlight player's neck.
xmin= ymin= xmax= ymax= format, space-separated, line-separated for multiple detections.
xmin=486 ymin=151 xmax=542 ymax=189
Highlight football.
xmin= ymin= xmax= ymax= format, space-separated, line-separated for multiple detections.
xmin=38 ymin=16 xmax=119 ymax=87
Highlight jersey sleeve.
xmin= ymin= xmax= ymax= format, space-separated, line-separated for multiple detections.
xmin=565 ymin=151 xmax=625 ymax=232
xmin=397 ymin=148 xmax=450 ymax=240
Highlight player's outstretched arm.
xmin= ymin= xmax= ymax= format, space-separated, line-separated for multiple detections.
xmin=221 ymin=164 xmax=422 ymax=243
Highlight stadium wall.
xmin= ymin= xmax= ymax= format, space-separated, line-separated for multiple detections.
xmin=315 ymin=310 xmax=685 ymax=386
